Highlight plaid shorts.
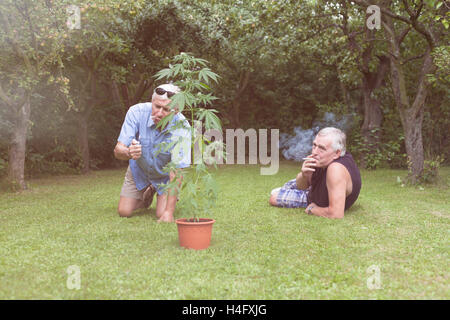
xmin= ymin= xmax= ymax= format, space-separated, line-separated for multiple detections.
xmin=274 ymin=179 xmax=309 ymax=208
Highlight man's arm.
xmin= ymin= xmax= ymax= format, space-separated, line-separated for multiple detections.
xmin=296 ymin=172 xmax=311 ymax=190
xmin=115 ymin=105 xmax=140 ymax=160
xmin=305 ymin=162 xmax=347 ymax=219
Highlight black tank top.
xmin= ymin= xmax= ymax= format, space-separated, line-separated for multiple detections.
xmin=308 ymin=153 xmax=361 ymax=210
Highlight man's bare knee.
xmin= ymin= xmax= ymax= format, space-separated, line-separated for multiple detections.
xmin=118 ymin=207 xmax=133 ymax=217
xmin=117 ymin=201 xmax=134 ymax=217
xmin=117 ymin=196 xmax=142 ymax=217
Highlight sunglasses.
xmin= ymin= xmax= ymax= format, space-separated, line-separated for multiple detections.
xmin=155 ymin=87 xmax=176 ymax=98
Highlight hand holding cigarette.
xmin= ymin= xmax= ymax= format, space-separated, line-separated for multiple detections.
xmin=301 ymin=155 xmax=317 ymax=178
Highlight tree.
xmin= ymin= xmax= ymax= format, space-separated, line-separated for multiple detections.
xmin=60 ymin=0 xmax=149 ymax=173
xmin=179 ymin=0 xmax=334 ymax=130
xmin=351 ymin=0 xmax=445 ymax=182
xmin=0 ymin=0 xmax=69 ymax=189
xmin=331 ymin=1 xmax=390 ymax=168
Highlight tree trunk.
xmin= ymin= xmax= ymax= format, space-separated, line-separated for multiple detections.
xmin=339 ymin=10 xmax=388 ymax=168
xmin=231 ymin=98 xmax=241 ymax=128
xmin=359 ymin=30 xmax=388 ymax=168
xmin=360 ymin=78 xmax=383 ymax=168
xmin=76 ymin=68 xmax=98 ymax=174
xmin=231 ymin=70 xmax=250 ymax=128
xmin=338 ymin=78 xmax=351 ymax=114
xmin=77 ymin=114 xmax=90 ymax=174
xmin=401 ymin=108 xmax=424 ymax=182
xmin=383 ymin=15 xmax=433 ymax=182
xmin=8 ymin=96 xmax=31 ymax=190
xmin=388 ymin=56 xmax=425 ymax=182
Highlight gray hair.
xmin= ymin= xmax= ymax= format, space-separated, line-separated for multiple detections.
xmin=317 ymin=127 xmax=346 ymax=156
xmin=151 ymin=83 xmax=181 ymax=101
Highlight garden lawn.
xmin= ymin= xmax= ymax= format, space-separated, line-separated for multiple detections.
xmin=0 ymin=162 xmax=449 ymax=299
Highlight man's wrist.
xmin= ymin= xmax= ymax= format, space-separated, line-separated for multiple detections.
xmin=307 ymin=205 xmax=315 ymax=215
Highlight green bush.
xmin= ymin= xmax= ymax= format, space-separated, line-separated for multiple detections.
xmin=0 ymin=158 xmax=6 ymax=177
xmin=25 ymin=146 xmax=82 ymax=177
xmin=419 ymin=156 xmax=445 ymax=184
xmin=349 ymin=128 xmax=406 ymax=170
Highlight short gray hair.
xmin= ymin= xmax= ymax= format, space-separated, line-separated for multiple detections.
xmin=151 ymin=83 xmax=181 ymax=101
xmin=317 ymin=127 xmax=346 ymax=156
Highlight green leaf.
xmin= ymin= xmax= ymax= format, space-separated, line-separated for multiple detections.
xmin=154 ymin=68 xmax=171 ymax=81
xmin=199 ymin=82 xmax=211 ymax=90
xmin=169 ymin=93 xmax=186 ymax=111
xmin=156 ymin=112 xmax=175 ymax=131
xmin=197 ymin=109 xmax=222 ymax=130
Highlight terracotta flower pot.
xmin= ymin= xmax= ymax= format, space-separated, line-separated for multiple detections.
xmin=175 ymin=218 xmax=215 ymax=250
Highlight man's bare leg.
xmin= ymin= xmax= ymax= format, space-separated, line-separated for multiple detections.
xmin=155 ymin=193 xmax=174 ymax=223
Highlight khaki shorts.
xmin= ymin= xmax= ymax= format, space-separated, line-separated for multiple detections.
xmin=120 ymin=166 xmax=149 ymax=200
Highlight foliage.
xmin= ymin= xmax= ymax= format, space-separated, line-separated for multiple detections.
xmin=428 ymin=45 xmax=450 ymax=89
xmin=0 ymin=158 xmax=6 ymax=177
xmin=25 ymin=151 xmax=81 ymax=176
xmin=432 ymin=0 xmax=450 ymax=29
xmin=404 ymin=155 xmax=445 ymax=185
xmin=421 ymin=156 xmax=445 ymax=184
xmin=154 ymin=53 xmax=224 ymax=220
xmin=349 ymin=127 xmax=406 ymax=170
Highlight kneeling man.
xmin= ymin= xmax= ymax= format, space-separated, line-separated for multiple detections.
xmin=114 ymin=83 xmax=191 ymax=222
xmin=269 ymin=127 xmax=361 ymax=219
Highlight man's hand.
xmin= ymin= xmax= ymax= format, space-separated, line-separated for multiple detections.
xmin=301 ymin=154 xmax=317 ymax=180
xmin=129 ymin=139 xmax=142 ymax=160
xmin=296 ymin=154 xmax=317 ymax=189
xmin=305 ymin=202 xmax=317 ymax=215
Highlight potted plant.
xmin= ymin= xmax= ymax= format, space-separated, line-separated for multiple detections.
xmin=154 ymin=53 xmax=225 ymax=250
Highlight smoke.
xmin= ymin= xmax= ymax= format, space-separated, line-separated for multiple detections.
xmin=280 ymin=127 xmax=315 ymax=162
xmin=279 ymin=112 xmax=352 ymax=161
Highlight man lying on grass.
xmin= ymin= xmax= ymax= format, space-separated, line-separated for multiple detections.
xmin=269 ymin=127 xmax=361 ymax=219
xmin=114 ymin=83 xmax=191 ymax=222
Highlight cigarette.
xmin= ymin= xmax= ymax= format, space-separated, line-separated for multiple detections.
xmin=303 ymin=157 xmax=314 ymax=160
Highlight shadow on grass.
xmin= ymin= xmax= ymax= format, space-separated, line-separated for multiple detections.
xmin=131 ymin=208 xmax=156 ymax=219
xmin=100 ymin=205 xmax=158 ymax=220
xmin=345 ymin=203 xmax=363 ymax=216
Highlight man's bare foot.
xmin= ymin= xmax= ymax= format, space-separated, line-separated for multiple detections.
xmin=157 ymin=212 xmax=174 ymax=223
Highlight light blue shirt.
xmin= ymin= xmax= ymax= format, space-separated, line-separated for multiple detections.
xmin=117 ymin=102 xmax=191 ymax=195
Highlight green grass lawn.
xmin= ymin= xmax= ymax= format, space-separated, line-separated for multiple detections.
xmin=0 ymin=162 xmax=449 ymax=299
